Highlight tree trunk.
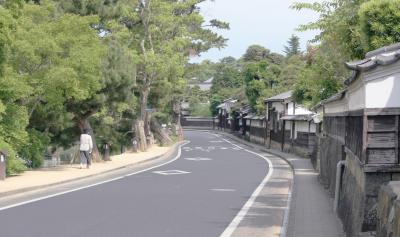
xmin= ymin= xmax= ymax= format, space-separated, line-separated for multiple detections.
xmin=78 ymin=118 xmax=102 ymax=162
xmin=151 ymin=117 xmax=173 ymax=146
xmin=137 ymin=86 xmax=154 ymax=150
xmin=172 ymin=100 xmax=184 ymax=140
xmin=134 ymin=119 xmax=147 ymax=152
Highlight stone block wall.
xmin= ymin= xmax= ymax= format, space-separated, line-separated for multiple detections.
xmin=338 ymin=151 xmax=400 ymax=236
xmin=377 ymin=182 xmax=400 ymax=237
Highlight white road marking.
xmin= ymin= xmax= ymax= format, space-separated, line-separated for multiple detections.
xmin=210 ymin=189 xmax=236 ymax=192
xmin=0 ymin=141 xmax=191 ymax=212
xmin=152 ymin=170 xmax=191 ymax=175
xmin=220 ymin=147 xmax=228 ymax=150
xmin=215 ymin=136 xmax=274 ymax=237
xmin=184 ymin=157 xmax=212 ymax=161
xmin=210 ymin=140 xmax=224 ymax=143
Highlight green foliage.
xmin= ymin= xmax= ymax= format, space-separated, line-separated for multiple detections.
xmin=284 ymin=34 xmax=301 ymax=57
xmin=0 ymin=137 xmax=26 ymax=175
xmin=190 ymin=103 xmax=211 ymax=117
xmin=19 ymin=129 xmax=50 ymax=168
xmin=210 ymin=58 xmax=243 ymax=94
xmin=359 ymin=0 xmax=400 ymax=52
xmin=292 ymin=46 xmax=344 ymax=107
xmin=243 ymin=45 xmax=270 ymax=62
xmin=185 ymin=60 xmax=217 ymax=83
xmin=292 ymin=0 xmax=366 ymax=59
xmin=243 ymin=60 xmax=282 ymax=113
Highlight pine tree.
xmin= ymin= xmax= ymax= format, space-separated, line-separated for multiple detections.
xmin=284 ymin=35 xmax=301 ymax=57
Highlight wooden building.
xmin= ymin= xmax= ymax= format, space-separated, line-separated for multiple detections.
xmin=265 ymin=90 xmax=316 ymax=155
xmin=216 ymin=99 xmax=237 ymax=130
xmin=247 ymin=115 xmax=267 ymax=145
xmin=281 ymin=114 xmax=317 ymax=158
xmin=314 ymin=43 xmax=400 ymax=236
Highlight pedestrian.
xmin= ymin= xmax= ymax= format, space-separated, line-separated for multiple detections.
xmin=80 ymin=129 xmax=93 ymax=169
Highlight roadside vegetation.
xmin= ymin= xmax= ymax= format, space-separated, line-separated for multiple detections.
xmin=185 ymin=0 xmax=400 ymax=116
xmin=1 ymin=0 xmax=399 ymax=175
xmin=0 ymin=0 xmax=227 ymax=175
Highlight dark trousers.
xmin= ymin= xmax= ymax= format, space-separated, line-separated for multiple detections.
xmin=80 ymin=151 xmax=91 ymax=166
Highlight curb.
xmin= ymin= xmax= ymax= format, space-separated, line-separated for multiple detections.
xmin=0 ymin=141 xmax=184 ymax=198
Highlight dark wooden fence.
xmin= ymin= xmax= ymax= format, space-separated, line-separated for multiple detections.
xmin=180 ymin=117 xmax=215 ymax=129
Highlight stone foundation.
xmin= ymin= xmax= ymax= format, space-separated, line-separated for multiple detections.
xmin=376 ymin=182 xmax=400 ymax=237
xmin=338 ymin=151 xmax=399 ymax=236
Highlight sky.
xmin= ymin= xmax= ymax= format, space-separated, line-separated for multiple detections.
xmin=192 ymin=0 xmax=320 ymax=62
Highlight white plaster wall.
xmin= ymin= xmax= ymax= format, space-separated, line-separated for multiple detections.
xmin=296 ymin=121 xmax=311 ymax=133
xmin=273 ymin=102 xmax=285 ymax=113
xmin=295 ymin=106 xmax=313 ymax=115
xmin=324 ymin=100 xmax=348 ymax=114
xmin=365 ymin=73 xmax=400 ymax=108
xmin=286 ymin=102 xmax=312 ymax=115
xmin=347 ymin=78 xmax=365 ymax=111
xmin=288 ymin=102 xmax=294 ymax=115
xmin=285 ymin=121 xmax=292 ymax=130
xmin=310 ymin=123 xmax=317 ymax=133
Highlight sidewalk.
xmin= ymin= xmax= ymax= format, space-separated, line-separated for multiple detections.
xmin=215 ymin=131 xmax=345 ymax=237
xmin=0 ymin=144 xmax=175 ymax=196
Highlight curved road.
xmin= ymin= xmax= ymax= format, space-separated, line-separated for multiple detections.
xmin=0 ymin=131 xmax=273 ymax=237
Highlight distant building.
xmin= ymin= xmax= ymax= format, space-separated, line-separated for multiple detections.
xmin=216 ymin=98 xmax=238 ymax=130
xmin=265 ymin=90 xmax=316 ymax=157
xmin=189 ymin=77 xmax=213 ymax=91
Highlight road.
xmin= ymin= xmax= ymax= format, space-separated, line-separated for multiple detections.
xmin=0 ymin=131 xmax=278 ymax=237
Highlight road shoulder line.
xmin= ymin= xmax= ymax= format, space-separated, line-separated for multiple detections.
xmin=219 ymin=137 xmax=274 ymax=237
xmin=210 ymin=131 xmax=294 ymax=237
xmin=0 ymin=141 xmax=190 ymax=212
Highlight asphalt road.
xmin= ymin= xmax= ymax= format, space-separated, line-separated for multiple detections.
xmin=0 ymin=131 xmax=271 ymax=237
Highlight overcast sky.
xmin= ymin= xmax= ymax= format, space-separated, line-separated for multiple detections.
xmin=192 ymin=0 xmax=320 ymax=62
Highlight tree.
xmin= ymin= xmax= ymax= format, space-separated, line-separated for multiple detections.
xmin=359 ymin=0 xmax=400 ymax=52
xmin=277 ymin=55 xmax=306 ymax=89
xmin=243 ymin=61 xmax=280 ymax=112
xmin=284 ymin=34 xmax=301 ymax=57
xmin=210 ymin=57 xmax=243 ymax=94
xmin=289 ymin=0 xmax=367 ymax=107
xmin=0 ymin=1 xmax=31 ymax=174
xmin=109 ymin=0 xmax=228 ymax=150
xmin=243 ymin=45 xmax=270 ymax=62
xmin=292 ymin=0 xmax=366 ymax=59
xmin=8 ymin=2 xmax=107 ymax=163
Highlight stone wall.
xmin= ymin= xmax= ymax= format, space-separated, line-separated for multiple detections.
xmin=338 ymin=152 xmax=366 ymax=236
xmin=338 ymin=150 xmax=400 ymax=236
xmin=318 ymin=135 xmax=345 ymax=195
xmin=377 ymin=182 xmax=400 ymax=237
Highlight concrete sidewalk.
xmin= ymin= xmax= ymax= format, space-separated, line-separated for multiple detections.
xmin=0 ymin=144 xmax=175 ymax=196
xmin=214 ymin=131 xmax=345 ymax=237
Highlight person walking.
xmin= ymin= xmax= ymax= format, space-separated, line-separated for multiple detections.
xmin=80 ymin=129 xmax=93 ymax=169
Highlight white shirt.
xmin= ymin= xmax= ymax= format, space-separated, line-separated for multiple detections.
xmin=80 ymin=134 xmax=93 ymax=152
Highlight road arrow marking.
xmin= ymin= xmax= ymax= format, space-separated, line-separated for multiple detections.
xmin=152 ymin=170 xmax=191 ymax=175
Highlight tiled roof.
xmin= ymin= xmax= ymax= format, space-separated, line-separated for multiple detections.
xmin=264 ymin=90 xmax=293 ymax=102
xmin=311 ymin=89 xmax=347 ymax=111
xmin=344 ymin=43 xmax=400 ymax=86
xmin=240 ymin=105 xmax=252 ymax=114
